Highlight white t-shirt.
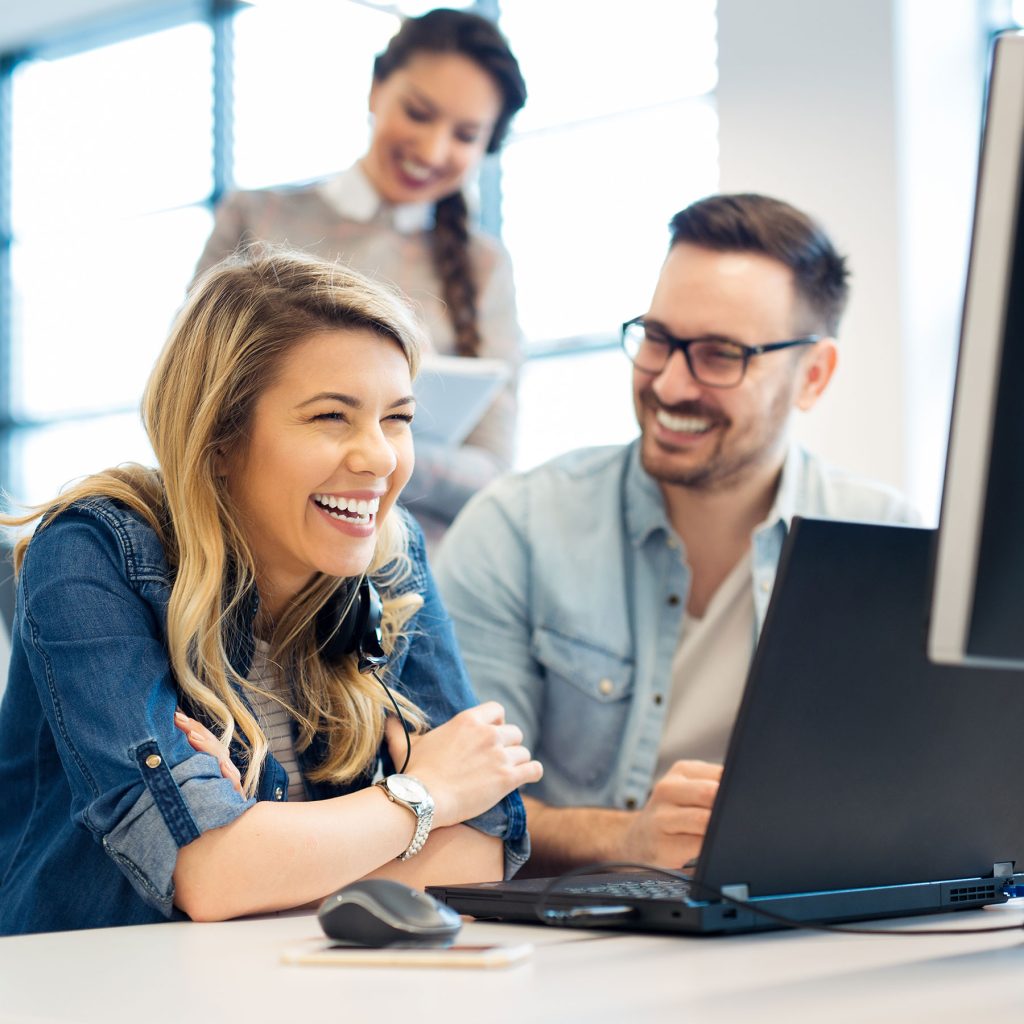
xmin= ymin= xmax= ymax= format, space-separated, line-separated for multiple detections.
xmin=654 ymin=553 xmax=754 ymax=781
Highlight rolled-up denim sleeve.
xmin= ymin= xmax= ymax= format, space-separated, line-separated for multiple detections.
xmin=19 ymin=512 xmax=254 ymax=916
xmin=385 ymin=515 xmax=529 ymax=878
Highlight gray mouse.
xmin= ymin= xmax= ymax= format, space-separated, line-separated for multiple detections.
xmin=317 ymin=878 xmax=463 ymax=947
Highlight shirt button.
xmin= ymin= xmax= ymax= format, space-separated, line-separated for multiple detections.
xmin=274 ymin=786 xmax=284 ymax=801
xmin=625 ymin=797 xmax=638 ymax=810
xmin=145 ymin=754 xmax=162 ymax=769
xmin=598 ymin=678 xmax=614 ymax=696
xmin=667 ymin=536 xmax=679 ymax=550
xmin=667 ymin=594 xmax=681 ymax=607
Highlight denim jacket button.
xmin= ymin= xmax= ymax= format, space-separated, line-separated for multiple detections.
xmin=625 ymin=797 xmax=638 ymax=810
xmin=274 ymin=786 xmax=284 ymax=800
xmin=145 ymin=754 xmax=162 ymax=769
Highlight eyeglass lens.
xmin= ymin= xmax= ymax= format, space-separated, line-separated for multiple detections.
xmin=625 ymin=324 xmax=748 ymax=386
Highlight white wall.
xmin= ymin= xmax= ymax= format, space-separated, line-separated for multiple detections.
xmin=717 ymin=0 xmax=988 ymax=521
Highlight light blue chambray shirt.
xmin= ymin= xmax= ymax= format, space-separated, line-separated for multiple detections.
xmin=435 ymin=440 xmax=920 ymax=813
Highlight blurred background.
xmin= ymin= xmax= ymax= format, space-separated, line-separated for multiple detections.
xmin=0 ymin=0 xmax=1019 ymax=521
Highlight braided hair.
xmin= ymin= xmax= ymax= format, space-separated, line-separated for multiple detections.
xmin=373 ymin=8 xmax=526 ymax=357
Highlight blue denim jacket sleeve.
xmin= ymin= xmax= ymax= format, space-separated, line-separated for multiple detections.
xmin=17 ymin=509 xmax=254 ymax=916
xmin=385 ymin=514 xmax=529 ymax=878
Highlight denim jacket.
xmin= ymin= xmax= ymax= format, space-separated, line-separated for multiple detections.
xmin=435 ymin=441 xmax=920 ymax=813
xmin=0 ymin=499 xmax=527 ymax=936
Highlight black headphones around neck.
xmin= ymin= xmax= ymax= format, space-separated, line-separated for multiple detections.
xmin=314 ymin=575 xmax=412 ymax=774
xmin=315 ymin=576 xmax=388 ymax=673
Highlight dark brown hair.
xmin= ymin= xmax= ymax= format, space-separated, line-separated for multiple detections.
xmin=669 ymin=193 xmax=850 ymax=336
xmin=373 ymin=8 xmax=526 ymax=356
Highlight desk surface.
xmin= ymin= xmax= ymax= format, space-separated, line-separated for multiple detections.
xmin=2 ymin=903 xmax=1024 ymax=1024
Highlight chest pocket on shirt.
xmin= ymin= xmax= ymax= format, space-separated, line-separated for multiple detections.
xmin=531 ymin=627 xmax=634 ymax=789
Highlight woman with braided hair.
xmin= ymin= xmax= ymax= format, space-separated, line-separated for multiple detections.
xmin=195 ymin=8 xmax=527 ymax=539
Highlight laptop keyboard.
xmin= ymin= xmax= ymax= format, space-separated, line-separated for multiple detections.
xmin=560 ymin=878 xmax=692 ymax=901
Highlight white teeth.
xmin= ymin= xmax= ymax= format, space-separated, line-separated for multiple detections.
xmin=400 ymin=158 xmax=432 ymax=181
xmin=313 ymin=494 xmax=381 ymax=521
xmin=656 ymin=410 xmax=712 ymax=434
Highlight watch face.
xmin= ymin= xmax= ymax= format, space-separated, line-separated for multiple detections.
xmin=389 ymin=775 xmax=426 ymax=803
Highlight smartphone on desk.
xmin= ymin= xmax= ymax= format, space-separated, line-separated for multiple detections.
xmin=282 ymin=940 xmax=534 ymax=969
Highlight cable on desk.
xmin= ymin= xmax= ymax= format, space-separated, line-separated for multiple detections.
xmin=535 ymin=861 xmax=1024 ymax=937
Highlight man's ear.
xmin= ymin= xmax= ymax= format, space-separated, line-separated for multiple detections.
xmin=795 ymin=338 xmax=838 ymax=411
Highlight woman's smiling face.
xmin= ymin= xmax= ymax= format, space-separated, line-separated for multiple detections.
xmin=362 ymin=51 xmax=502 ymax=206
xmin=222 ymin=328 xmax=415 ymax=617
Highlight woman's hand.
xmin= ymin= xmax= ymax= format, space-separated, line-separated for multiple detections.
xmin=385 ymin=701 xmax=542 ymax=828
xmin=174 ymin=709 xmax=243 ymax=795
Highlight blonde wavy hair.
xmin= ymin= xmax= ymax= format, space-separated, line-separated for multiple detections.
xmin=5 ymin=247 xmax=429 ymax=795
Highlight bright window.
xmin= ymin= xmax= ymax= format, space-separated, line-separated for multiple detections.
xmin=0 ymin=1 xmax=720 ymax=502
xmin=232 ymin=1 xmax=399 ymax=190
xmin=7 ymin=20 xmax=214 ymax=503
xmin=499 ymin=0 xmax=719 ymax=467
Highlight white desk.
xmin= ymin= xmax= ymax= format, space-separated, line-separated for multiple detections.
xmin=2 ymin=903 xmax=1024 ymax=1023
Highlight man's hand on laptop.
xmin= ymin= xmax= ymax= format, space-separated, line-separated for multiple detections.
xmin=622 ymin=760 xmax=722 ymax=869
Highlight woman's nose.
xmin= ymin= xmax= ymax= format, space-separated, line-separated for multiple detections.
xmin=417 ymin=124 xmax=452 ymax=168
xmin=345 ymin=426 xmax=398 ymax=478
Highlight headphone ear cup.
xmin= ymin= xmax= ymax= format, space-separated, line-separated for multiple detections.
xmin=316 ymin=577 xmax=387 ymax=672
xmin=316 ymin=581 xmax=362 ymax=667
xmin=357 ymin=579 xmax=387 ymax=673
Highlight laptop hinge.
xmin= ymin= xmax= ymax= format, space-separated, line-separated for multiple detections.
xmin=991 ymin=862 xmax=1014 ymax=877
xmin=719 ymin=883 xmax=750 ymax=902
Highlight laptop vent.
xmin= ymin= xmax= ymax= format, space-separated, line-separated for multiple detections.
xmin=947 ymin=883 xmax=998 ymax=904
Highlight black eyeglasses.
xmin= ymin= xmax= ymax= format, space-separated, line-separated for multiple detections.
xmin=621 ymin=317 xmax=821 ymax=388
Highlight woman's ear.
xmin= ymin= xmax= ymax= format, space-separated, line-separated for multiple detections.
xmin=795 ymin=338 xmax=838 ymax=412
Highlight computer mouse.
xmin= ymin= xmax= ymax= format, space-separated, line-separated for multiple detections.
xmin=317 ymin=878 xmax=463 ymax=947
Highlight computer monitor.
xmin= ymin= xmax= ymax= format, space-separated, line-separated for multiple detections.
xmin=929 ymin=31 xmax=1024 ymax=668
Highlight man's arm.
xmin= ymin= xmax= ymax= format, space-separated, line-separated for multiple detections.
xmin=521 ymin=760 xmax=722 ymax=876
xmin=434 ymin=482 xmax=544 ymax=748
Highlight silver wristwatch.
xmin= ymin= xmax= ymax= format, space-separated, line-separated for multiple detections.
xmin=375 ymin=773 xmax=435 ymax=860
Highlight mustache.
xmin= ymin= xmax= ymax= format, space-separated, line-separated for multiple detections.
xmin=639 ymin=389 xmax=730 ymax=427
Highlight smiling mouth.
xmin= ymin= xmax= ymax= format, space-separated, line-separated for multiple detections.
xmin=655 ymin=409 xmax=714 ymax=434
xmin=313 ymin=493 xmax=381 ymax=526
xmin=398 ymin=156 xmax=435 ymax=183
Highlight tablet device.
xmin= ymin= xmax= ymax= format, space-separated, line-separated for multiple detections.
xmin=412 ymin=354 xmax=510 ymax=447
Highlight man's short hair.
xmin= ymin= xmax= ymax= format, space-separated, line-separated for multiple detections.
xmin=669 ymin=194 xmax=849 ymax=336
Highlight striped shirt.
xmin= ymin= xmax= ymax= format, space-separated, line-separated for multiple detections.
xmin=247 ymin=641 xmax=306 ymax=802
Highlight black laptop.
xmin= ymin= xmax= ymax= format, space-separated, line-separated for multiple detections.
xmin=428 ymin=518 xmax=1024 ymax=934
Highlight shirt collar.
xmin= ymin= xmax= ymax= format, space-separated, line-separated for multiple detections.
xmin=757 ymin=442 xmax=802 ymax=536
xmin=318 ymin=161 xmax=433 ymax=234
xmin=624 ymin=439 xmax=803 ymax=548
xmin=624 ymin=439 xmax=674 ymax=548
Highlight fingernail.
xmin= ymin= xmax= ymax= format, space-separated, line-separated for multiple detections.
xmin=174 ymin=711 xmax=187 ymax=722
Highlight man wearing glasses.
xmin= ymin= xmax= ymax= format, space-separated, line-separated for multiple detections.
xmin=434 ymin=193 xmax=918 ymax=872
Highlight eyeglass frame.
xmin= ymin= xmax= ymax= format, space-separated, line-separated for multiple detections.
xmin=621 ymin=316 xmax=822 ymax=389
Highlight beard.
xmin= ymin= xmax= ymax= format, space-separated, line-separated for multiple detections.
xmin=637 ymin=388 xmax=791 ymax=493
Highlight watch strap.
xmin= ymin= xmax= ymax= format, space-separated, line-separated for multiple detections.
xmin=375 ymin=776 xmax=434 ymax=860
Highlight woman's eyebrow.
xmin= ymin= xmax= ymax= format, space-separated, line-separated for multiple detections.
xmin=297 ymin=393 xmax=416 ymax=410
